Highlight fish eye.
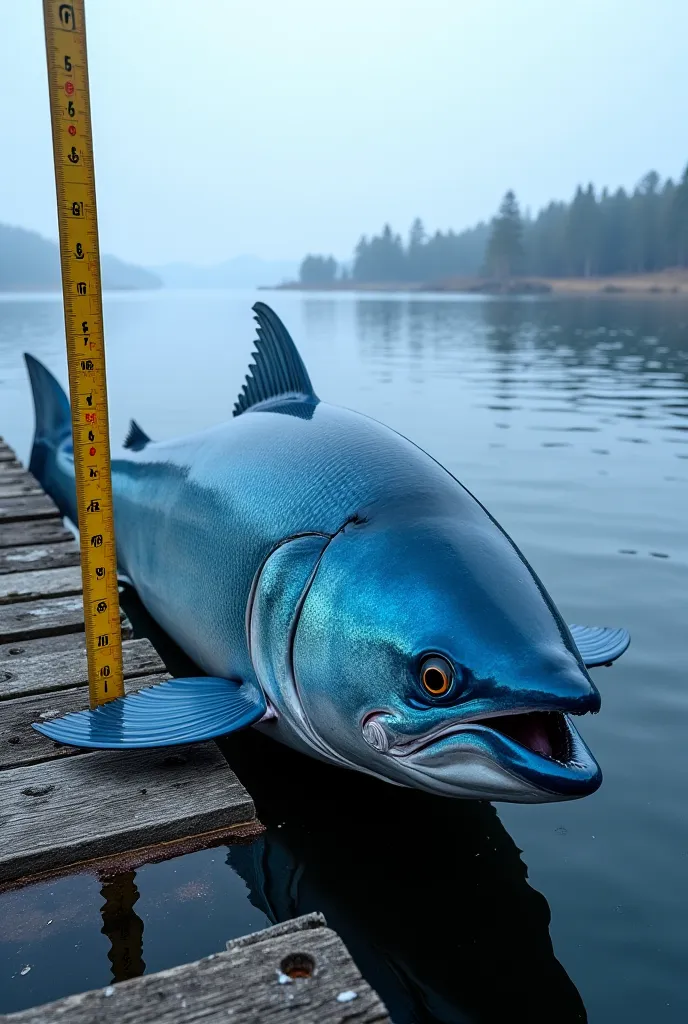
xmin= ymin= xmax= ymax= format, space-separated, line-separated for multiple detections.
xmin=420 ymin=655 xmax=454 ymax=698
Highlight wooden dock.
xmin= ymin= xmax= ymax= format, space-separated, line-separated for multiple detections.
xmin=0 ymin=914 xmax=391 ymax=1024
xmin=0 ymin=437 xmax=391 ymax=1022
xmin=0 ymin=435 xmax=263 ymax=890
xmin=0 ymin=437 xmax=261 ymax=891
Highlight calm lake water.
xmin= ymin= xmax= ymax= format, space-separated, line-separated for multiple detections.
xmin=0 ymin=290 xmax=686 ymax=1022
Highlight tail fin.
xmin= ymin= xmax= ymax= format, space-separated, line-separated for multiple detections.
xmin=24 ymin=354 xmax=73 ymax=509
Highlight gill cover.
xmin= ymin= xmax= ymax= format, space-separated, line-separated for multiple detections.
xmin=248 ymin=533 xmax=331 ymax=747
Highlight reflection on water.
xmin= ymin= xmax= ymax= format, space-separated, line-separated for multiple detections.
xmin=0 ymin=583 xmax=586 ymax=1023
xmin=357 ymin=296 xmax=688 ymax=416
xmin=99 ymin=872 xmax=145 ymax=983
xmin=0 ymin=833 xmax=270 ymax=1014
xmin=223 ymin=729 xmax=587 ymax=1024
xmin=1 ymin=292 xmax=687 ymax=1022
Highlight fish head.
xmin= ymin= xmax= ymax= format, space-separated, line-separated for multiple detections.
xmin=291 ymin=511 xmax=602 ymax=802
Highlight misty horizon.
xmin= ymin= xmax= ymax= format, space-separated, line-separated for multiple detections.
xmin=5 ymin=155 xmax=687 ymax=277
xmin=3 ymin=1 xmax=687 ymax=268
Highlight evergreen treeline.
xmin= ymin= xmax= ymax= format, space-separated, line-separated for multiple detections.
xmin=298 ymin=254 xmax=340 ymax=285
xmin=298 ymin=164 xmax=688 ymax=284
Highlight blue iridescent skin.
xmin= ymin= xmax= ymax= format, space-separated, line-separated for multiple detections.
xmin=25 ymin=302 xmax=629 ymax=802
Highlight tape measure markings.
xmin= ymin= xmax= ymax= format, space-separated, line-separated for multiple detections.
xmin=43 ymin=0 xmax=124 ymax=708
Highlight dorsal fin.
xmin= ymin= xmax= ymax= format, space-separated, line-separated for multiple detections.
xmin=123 ymin=419 xmax=152 ymax=451
xmin=233 ymin=302 xmax=318 ymax=417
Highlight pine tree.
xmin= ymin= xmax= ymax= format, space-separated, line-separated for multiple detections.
xmin=658 ymin=178 xmax=676 ymax=268
xmin=567 ymin=185 xmax=599 ymax=276
xmin=354 ymin=225 xmax=405 ymax=281
xmin=306 ymin=159 xmax=688 ymax=285
xmin=526 ymin=201 xmax=568 ymax=276
xmin=671 ymin=165 xmax=688 ymax=266
xmin=353 ymin=236 xmax=372 ymax=281
xmin=485 ymin=191 xmax=524 ymax=281
xmin=597 ymin=188 xmax=631 ymax=274
xmin=631 ymin=171 xmax=662 ymax=272
xmin=299 ymin=254 xmax=338 ymax=284
xmin=407 ymin=218 xmax=426 ymax=280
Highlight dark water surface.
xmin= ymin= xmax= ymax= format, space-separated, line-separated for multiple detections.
xmin=0 ymin=291 xmax=686 ymax=1021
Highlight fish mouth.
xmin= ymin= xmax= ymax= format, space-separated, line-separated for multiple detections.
xmin=490 ymin=710 xmax=574 ymax=762
xmin=407 ymin=710 xmax=572 ymax=761
xmin=374 ymin=708 xmax=602 ymax=801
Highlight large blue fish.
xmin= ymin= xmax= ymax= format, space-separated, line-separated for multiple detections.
xmin=28 ymin=302 xmax=629 ymax=802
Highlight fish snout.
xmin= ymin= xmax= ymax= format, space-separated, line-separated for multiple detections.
xmin=513 ymin=651 xmax=601 ymax=716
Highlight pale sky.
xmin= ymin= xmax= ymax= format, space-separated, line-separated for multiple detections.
xmin=2 ymin=0 xmax=687 ymax=266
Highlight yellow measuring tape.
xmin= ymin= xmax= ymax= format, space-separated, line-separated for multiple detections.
xmin=43 ymin=0 xmax=124 ymax=709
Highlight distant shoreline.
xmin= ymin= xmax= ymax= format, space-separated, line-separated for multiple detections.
xmin=270 ymin=269 xmax=688 ymax=298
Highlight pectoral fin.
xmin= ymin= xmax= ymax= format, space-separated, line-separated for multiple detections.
xmin=569 ymin=625 xmax=630 ymax=667
xmin=32 ymin=676 xmax=267 ymax=749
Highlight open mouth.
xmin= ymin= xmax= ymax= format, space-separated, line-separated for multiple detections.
xmin=376 ymin=705 xmax=601 ymax=799
xmin=389 ymin=708 xmax=577 ymax=765
xmin=482 ymin=710 xmax=571 ymax=763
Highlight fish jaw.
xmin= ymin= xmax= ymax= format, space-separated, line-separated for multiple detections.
xmin=361 ymin=707 xmax=601 ymax=802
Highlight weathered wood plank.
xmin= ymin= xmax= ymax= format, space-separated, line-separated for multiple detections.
xmin=0 ymin=450 xmax=19 ymax=464
xmin=225 ymin=912 xmax=327 ymax=949
xmin=0 ymin=518 xmax=73 ymax=548
xmin=0 ymin=631 xmax=92 ymax=663
xmin=0 ymin=594 xmax=84 ymax=642
xmin=0 ymin=493 xmax=60 ymax=523
xmin=0 ymin=622 xmax=134 ymax=665
xmin=0 ymin=673 xmax=170 ymax=770
xmin=0 ymin=466 xmax=34 ymax=482
xmin=0 ymin=566 xmax=83 ymax=605
xmin=0 ymin=595 xmax=132 ymax=644
xmin=0 ymin=636 xmax=164 ymax=699
xmin=0 ymin=914 xmax=391 ymax=1024
xmin=0 ymin=459 xmax=22 ymax=470
xmin=0 ymin=743 xmax=256 ymax=885
xmin=0 ymin=540 xmax=81 ymax=575
xmin=0 ymin=473 xmax=42 ymax=498
xmin=0 ymin=484 xmax=44 ymax=499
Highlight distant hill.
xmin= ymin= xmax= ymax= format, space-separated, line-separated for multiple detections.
xmin=151 ymin=254 xmax=298 ymax=289
xmin=0 ymin=223 xmax=162 ymax=291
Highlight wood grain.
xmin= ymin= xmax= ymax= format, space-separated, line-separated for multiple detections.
xmin=0 ymin=621 xmax=134 ymax=665
xmin=0 ymin=446 xmax=22 ymax=468
xmin=0 ymin=915 xmax=390 ymax=1023
xmin=0 ymin=631 xmax=94 ymax=663
xmin=0 ymin=494 xmax=60 ymax=523
xmin=0 ymin=743 xmax=256 ymax=884
xmin=0 ymin=541 xmax=81 ymax=575
xmin=0 ymin=672 xmax=170 ymax=770
xmin=0 ymin=637 xmax=165 ymax=700
xmin=0 ymin=467 xmax=35 ymax=482
xmin=0 ymin=474 xmax=42 ymax=498
xmin=0 ymin=566 xmax=83 ymax=605
xmin=0 ymin=596 xmax=132 ymax=644
xmin=0 ymin=594 xmax=85 ymax=643
xmin=0 ymin=519 xmax=74 ymax=548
